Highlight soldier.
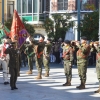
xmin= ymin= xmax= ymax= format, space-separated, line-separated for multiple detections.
xmin=62 ymin=40 xmax=73 ymax=86
xmin=76 ymin=36 xmax=90 ymax=89
xmin=24 ymin=37 xmax=34 ymax=74
xmin=93 ymin=41 xmax=100 ymax=94
xmin=0 ymin=38 xmax=10 ymax=85
xmin=35 ymin=36 xmax=45 ymax=79
xmin=43 ymin=38 xmax=52 ymax=77
xmin=4 ymin=42 xmax=20 ymax=90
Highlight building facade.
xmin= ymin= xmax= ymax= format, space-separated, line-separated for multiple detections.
xmin=0 ymin=0 xmax=15 ymax=23
xmin=16 ymin=0 xmax=50 ymax=36
xmin=50 ymin=0 xmax=99 ymax=40
xmin=16 ymin=0 xmax=50 ymax=24
xmin=0 ymin=0 xmax=98 ymax=40
xmin=50 ymin=0 xmax=98 ymax=12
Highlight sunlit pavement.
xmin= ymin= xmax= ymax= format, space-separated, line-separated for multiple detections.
xmin=0 ymin=63 xmax=100 ymax=100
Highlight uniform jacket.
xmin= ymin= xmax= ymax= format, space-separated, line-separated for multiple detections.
xmin=77 ymin=43 xmax=90 ymax=60
xmin=34 ymin=41 xmax=45 ymax=58
xmin=43 ymin=43 xmax=52 ymax=57
xmin=24 ymin=44 xmax=34 ymax=57
xmin=62 ymin=45 xmax=73 ymax=62
xmin=4 ymin=47 xmax=20 ymax=68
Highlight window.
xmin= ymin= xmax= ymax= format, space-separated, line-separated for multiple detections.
xmin=33 ymin=0 xmax=38 ymax=13
xmin=17 ymin=0 xmax=21 ymax=13
xmin=57 ymin=0 xmax=68 ymax=10
xmin=22 ymin=0 xmax=27 ymax=13
xmin=81 ymin=0 xmax=88 ymax=10
xmin=7 ymin=1 xmax=14 ymax=19
xmin=28 ymin=0 xmax=32 ymax=13
xmin=80 ymin=0 xmax=99 ymax=10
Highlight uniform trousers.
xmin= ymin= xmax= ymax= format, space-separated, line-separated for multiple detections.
xmin=0 ymin=59 xmax=8 ymax=82
xmin=77 ymin=59 xmax=88 ymax=82
xmin=9 ymin=67 xmax=18 ymax=88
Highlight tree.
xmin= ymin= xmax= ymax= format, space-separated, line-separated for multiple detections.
xmin=80 ymin=11 xmax=99 ymax=41
xmin=43 ymin=13 xmax=73 ymax=41
xmin=4 ymin=18 xmax=35 ymax=36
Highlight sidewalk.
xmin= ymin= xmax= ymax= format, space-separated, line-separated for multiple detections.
xmin=0 ymin=63 xmax=100 ymax=100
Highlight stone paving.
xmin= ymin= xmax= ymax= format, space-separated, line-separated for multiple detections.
xmin=0 ymin=63 xmax=100 ymax=100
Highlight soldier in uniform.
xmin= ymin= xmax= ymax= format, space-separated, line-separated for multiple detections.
xmin=35 ymin=36 xmax=45 ymax=79
xmin=93 ymin=41 xmax=100 ymax=94
xmin=62 ymin=40 xmax=73 ymax=86
xmin=43 ymin=38 xmax=52 ymax=77
xmin=76 ymin=36 xmax=90 ymax=89
xmin=0 ymin=38 xmax=10 ymax=85
xmin=4 ymin=42 xmax=20 ymax=90
xmin=24 ymin=37 xmax=34 ymax=74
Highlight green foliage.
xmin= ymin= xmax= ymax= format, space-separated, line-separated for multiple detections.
xmin=43 ymin=13 xmax=73 ymax=41
xmin=22 ymin=19 xmax=35 ymax=36
xmin=4 ymin=18 xmax=35 ymax=36
xmin=80 ymin=11 xmax=99 ymax=41
xmin=4 ymin=19 xmax=12 ymax=30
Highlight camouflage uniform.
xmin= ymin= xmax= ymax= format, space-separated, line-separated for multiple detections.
xmin=43 ymin=42 xmax=52 ymax=77
xmin=62 ymin=40 xmax=73 ymax=86
xmin=76 ymin=42 xmax=90 ymax=89
xmin=35 ymin=41 xmax=45 ymax=79
xmin=25 ymin=44 xmax=34 ymax=74
xmin=94 ymin=44 xmax=100 ymax=93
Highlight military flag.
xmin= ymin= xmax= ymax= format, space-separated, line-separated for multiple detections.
xmin=10 ymin=10 xmax=29 ymax=48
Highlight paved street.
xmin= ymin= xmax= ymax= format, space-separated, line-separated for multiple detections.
xmin=0 ymin=63 xmax=100 ymax=100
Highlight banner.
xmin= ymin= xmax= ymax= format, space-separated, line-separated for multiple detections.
xmin=10 ymin=10 xmax=29 ymax=48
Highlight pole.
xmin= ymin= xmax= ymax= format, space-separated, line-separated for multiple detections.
xmin=99 ymin=0 xmax=100 ymax=45
xmin=2 ymin=0 xmax=4 ymax=24
xmin=77 ymin=0 xmax=80 ymax=41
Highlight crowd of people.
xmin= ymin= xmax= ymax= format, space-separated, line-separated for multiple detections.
xmin=0 ymin=36 xmax=100 ymax=94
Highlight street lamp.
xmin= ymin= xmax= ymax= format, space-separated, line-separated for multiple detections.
xmin=77 ymin=0 xmax=81 ymax=41
xmin=2 ymin=0 xmax=4 ymax=24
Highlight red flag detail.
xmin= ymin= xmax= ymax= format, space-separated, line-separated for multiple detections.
xmin=10 ymin=10 xmax=29 ymax=48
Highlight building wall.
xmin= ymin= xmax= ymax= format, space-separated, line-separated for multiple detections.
xmin=0 ymin=0 xmax=15 ymax=23
xmin=50 ymin=0 xmax=98 ymax=12
xmin=0 ymin=0 xmax=7 ymax=22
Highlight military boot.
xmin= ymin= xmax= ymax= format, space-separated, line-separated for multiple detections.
xmin=76 ymin=81 xmax=82 ymax=88
xmin=26 ymin=70 xmax=32 ymax=74
xmin=44 ymin=72 xmax=49 ymax=77
xmin=94 ymin=87 xmax=100 ymax=93
xmin=35 ymin=73 xmax=42 ymax=79
xmin=63 ymin=79 xmax=71 ymax=86
xmin=63 ymin=77 xmax=67 ymax=86
xmin=78 ymin=81 xmax=85 ymax=89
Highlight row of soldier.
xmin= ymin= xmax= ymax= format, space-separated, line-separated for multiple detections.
xmin=61 ymin=36 xmax=100 ymax=94
xmin=0 ymin=36 xmax=100 ymax=94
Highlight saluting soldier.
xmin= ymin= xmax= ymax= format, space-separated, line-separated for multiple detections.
xmin=76 ymin=36 xmax=90 ymax=89
xmin=43 ymin=38 xmax=52 ymax=77
xmin=24 ymin=37 xmax=34 ymax=74
xmin=62 ymin=40 xmax=73 ymax=86
xmin=35 ymin=36 xmax=45 ymax=79
xmin=4 ymin=42 xmax=19 ymax=90
xmin=93 ymin=41 xmax=100 ymax=94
